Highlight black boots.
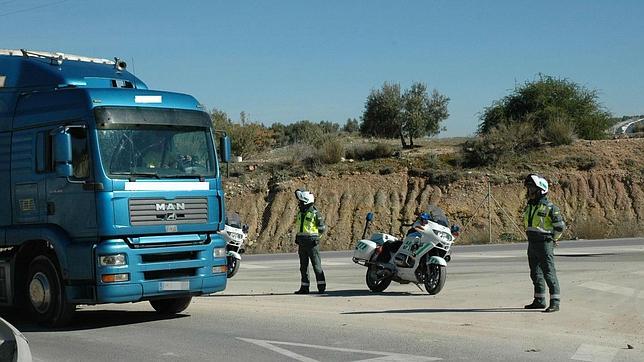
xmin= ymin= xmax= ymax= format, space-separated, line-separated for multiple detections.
xmin=294 ymin=287 xmax=309 ymax=295
xmin=524 ymin=300 xmax=547 ymax=309
xmin=544 ymin=304 xmax=560 ymax=313
xmin=294 ymin=286 xmax=326 ymax=294
xmin=524 ymin=299 xmax=559 ymax=312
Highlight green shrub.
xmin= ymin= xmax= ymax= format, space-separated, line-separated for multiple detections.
xmin=462 ymin=123 xmax=539 ymax=167
xmin=345 ymin=142 xmax=395 ymax=160
xmin=544 ymin=120 xmax=576 ymax=145
xmin=555 ymin=155 xmax=597 ymax=171
xmin=317 ymin=138 xmax=344 ymax=164
xmin=408 ymin=168 xmax=462 ymax=186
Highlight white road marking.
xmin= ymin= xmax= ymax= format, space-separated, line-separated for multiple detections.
xmin=322 ymin=261 xmax=352 ymax=266
xmin=571 ymin=344 xmax=619 ymax=361
xmin=238 ymin=338 xmax=441 ymax=361
xmin=579 ymin=281 xmax=636 ymax=297
xmin=457 ymin=254 xmax=516 ymax=259
xmin=241 ymin=263 xmax=270 ymax=269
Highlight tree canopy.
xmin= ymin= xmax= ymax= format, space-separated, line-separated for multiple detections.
xmin=478 ymin=75 xmax=611 ymax=140
xmin=360 ymin=82 xmax=449 ymax=147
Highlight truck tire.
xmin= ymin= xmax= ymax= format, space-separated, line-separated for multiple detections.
xmin=150 ymin=296 xmax=192 ymax=314
xmin=25 ymin=255 xmax=76 ymax=327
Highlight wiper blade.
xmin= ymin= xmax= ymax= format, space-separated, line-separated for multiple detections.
xmin=111 ymin=172 xmax=161 ymax=179
xmin=164 ymin=174 xmax=206 ymax=180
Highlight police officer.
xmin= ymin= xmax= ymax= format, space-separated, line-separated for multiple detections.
xmin=293 ymin=189 xmax=327 ymax=294
xmin=523 ymin=174 xmax=566 ymax=312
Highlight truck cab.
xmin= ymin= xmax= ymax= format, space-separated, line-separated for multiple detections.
xmin=0 ymin=49 xmax=231 ymax=326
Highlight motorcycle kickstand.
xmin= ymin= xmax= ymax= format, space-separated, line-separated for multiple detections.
xmin=413 ymin=283 xmax=424 ymax=292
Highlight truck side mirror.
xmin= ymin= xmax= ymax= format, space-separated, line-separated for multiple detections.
xmin=53 ymin=130 xmax=73 ymax=177
xmin=220 ymin=135 xmax=231 ymax=163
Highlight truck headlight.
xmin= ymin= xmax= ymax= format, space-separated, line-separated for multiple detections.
xmin=99 ymin=253 xmax=127 ymax=266
xmin=213 ymin=247 xmax=226 ymax=258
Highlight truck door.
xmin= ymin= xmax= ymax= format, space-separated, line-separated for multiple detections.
xmin=46 ymin=126 xmax=98 ymax=239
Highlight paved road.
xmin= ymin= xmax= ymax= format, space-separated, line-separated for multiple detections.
xmin=3 ymin=238 xmax=644 ymax=361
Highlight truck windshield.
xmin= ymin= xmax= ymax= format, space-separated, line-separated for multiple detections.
xmin=97 ymin=127 xmax=216 ymax=179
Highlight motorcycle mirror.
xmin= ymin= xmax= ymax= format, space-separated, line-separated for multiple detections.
xmin=366 ymin=212 xmax=374 ymax=221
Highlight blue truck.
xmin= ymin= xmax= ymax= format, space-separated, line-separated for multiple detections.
xmin=0 ymin=49 xmax=231 ymax=326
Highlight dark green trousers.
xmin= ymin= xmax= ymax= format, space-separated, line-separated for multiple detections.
xmin=298 ymin=244 xmax=326 ymax=289
xmin=528 ymin=239 xmax=560 ymax=305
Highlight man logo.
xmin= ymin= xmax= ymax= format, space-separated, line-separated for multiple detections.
xmin=164 ymin=213 xmax=177 ymax=221
xmin=156 ymin=202 xmax=185 ymax=211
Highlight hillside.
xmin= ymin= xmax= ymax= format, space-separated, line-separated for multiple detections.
xmin=223 ymin=138 xmax=644 ymax=253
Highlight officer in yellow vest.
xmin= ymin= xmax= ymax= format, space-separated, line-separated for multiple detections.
xmin=523 ymin=174 xmax=566 ymax=312
xmin=294 ymin=189 xmax=327 ymax=294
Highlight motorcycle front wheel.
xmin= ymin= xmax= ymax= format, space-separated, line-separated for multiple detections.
xmin=227 ymin=256 xmax=240 ymax=278
xmin=366 ymin=265 xmax=392 ymax=292
xmin=424 ymin=264 xmax=446 ymax=295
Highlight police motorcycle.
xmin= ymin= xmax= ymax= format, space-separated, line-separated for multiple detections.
xmin=352 ymin=206 xmax=460 ymax=295
xmin=218 ymin=212 xmax=249 ymax=278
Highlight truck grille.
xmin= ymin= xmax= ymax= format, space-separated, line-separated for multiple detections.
xmin=144 ymin=268 xmax=196 ymax=280
xmin=129 ymin=198 xmax=208 ymax=226
xmin=0 ymin=264 xmax=8 ymax=303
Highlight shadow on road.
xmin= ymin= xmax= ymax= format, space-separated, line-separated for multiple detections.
xmin=320 ymin=289 xmax=422 ymax=297
xmin=212 ymin=289 xmax=423 ymax=297
xmin=212 ymin=292 xmax=296 ymax=297
xmin=0 ymin=308 xmax=187 ymax=332
xmin=342 ymin=307 xmax=530 ymax=315
xmin=557 ymin=253 xmax=615 ymax=257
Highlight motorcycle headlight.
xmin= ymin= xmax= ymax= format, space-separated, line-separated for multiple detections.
xmin=432 ymin=229 xmax=452 ymax=241
xmin=229 ymin=232 xmax=244 ymax=241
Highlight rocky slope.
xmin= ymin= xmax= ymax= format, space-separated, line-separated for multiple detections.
xmin=224 ymin=138 xmax=644 ymax=253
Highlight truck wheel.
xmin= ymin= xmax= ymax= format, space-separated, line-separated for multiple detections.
xmin=424 ymin=264 xmax=446 ymax=295
xmin=150 ymin=296 xmax=192 ymax=314
xmin=227 ymin=256 xmax=240 ymax=278
xmin=26 ymin=255 xmax=76 ymax=327
xmin=365 ymin=265 xmax=391 ymax=292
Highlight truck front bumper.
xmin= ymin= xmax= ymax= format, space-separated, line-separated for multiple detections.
xmin=96 ymin=274 xmax=226 ymax=303
xmin=94 ymin=235 xmax=227 ymax=303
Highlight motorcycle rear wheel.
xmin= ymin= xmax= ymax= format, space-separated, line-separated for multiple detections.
xmin=366 ymin=265 xmax=392 ymax=292
xmin=424 ymin=264 xmax=446 ymax=295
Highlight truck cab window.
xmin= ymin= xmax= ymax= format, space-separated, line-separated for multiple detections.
xmin=70 ymin=127 xmax=90 ymax=179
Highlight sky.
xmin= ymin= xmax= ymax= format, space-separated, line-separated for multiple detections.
xmin=2 ymin=0 xmax=643 ymax=136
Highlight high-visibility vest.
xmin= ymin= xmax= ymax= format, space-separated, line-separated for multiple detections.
xmin=523 ymin=198 xmax=565 ymax=240
xmin=296 ymin=208 xmax=320 ymax=237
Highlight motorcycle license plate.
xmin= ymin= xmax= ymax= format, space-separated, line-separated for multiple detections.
xmin=159 ymin=280 xmax=189 ymax=291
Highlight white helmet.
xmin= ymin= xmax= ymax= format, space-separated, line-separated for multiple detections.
xmin=524 ymin=174 xmax=548 ymax=194
xmin=295 ymin=189 xmax=315 ymax=204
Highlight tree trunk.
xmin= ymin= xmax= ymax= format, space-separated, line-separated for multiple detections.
xmin=399 ymin=127 xmax=407 ymax=148
xmin=409 ymin=135 xmax=414 ymax=147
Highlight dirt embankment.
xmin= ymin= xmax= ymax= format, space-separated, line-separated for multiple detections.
xmin=225 ymin=139 xmax=644 ymax=253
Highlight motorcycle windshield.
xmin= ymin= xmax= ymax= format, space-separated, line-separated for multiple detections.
xmin=426 ymin=205 xmax=449 ymax=227
xmin=226 ymin=212 xmax=242 ymax=228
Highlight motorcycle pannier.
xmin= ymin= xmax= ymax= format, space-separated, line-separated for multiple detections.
xmin=353 ymin=239 xmax=377 ymax=263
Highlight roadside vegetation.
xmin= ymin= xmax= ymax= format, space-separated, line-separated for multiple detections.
xmin=210 ymin=74 xmax=631 ymax=185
